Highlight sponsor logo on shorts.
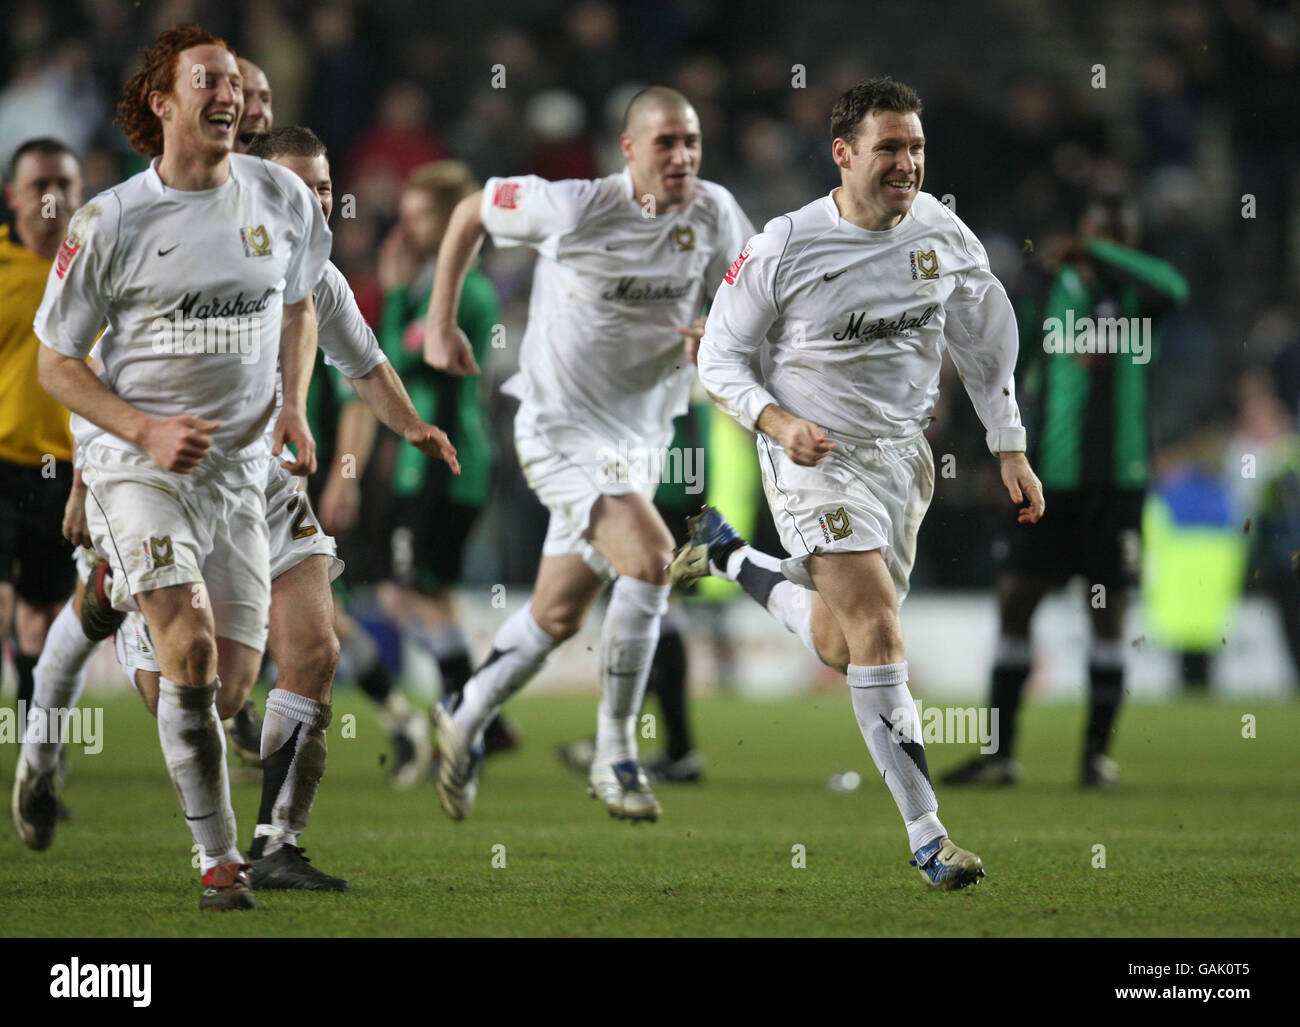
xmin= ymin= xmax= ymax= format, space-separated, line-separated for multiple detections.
xmin=672 ymin=225 xmax=695 ymax=251
xmin=819 ymin=507 xmax=853 ymax=543
xmin=239 ymin=224 xmax=273 ymax=257
xmin=910 ymin=249 xmax=939 ymax=280
xmin=146 ymin=536 xmax=174 ymax=569
xmin=492 ymin=182 xmax=520 ymax=209
xmin=723 ymin=245 xmax=751 ymax=286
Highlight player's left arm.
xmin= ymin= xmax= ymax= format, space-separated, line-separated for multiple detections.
xmin=681 ymin=190 xmax=758 ymax=363
xmin=348 ymin=360 xmax=459 ymax=474
xmin=273 ymin=292 xmax=319 ymax=475
xmin=272 ymin=169 xmax=335 ymax=475
xmin=943 ymin=243 xmax=1044 ymax=523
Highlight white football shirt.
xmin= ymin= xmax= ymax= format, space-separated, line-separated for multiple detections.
xmin=699 ymin=190 xmax=1026 ymax=454
xmin=264 ymin=258 xmax=387 ymax=442
xmin=481 ymin=168 xmax=753 ymax=446
xmin=36 ymin=152 xmax=333 ymax=468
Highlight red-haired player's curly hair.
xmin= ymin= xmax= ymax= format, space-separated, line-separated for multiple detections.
xmin=115 ymin=24 xmax=237 ymax=157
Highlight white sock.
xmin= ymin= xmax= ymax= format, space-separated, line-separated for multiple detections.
xmin=847 ymin=662 xmax=945 ymax=853
xmin=723 ymin=546 xmax=816 ymax=654
xmin=23 ymin=600 xmax=96 ymax=773
xmin=254 ymin=688 xmax=331 ymax=856
xmin=595 ymin=576 xmax=670 ymax=763
xmin=454 ymin=602 xmax=558 ymax=743
xmin=157 ymin=677 xmax=240 ymax=872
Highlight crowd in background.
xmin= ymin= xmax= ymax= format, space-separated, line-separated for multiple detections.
xmin=2 ymin=0 xmax=1297 ymax=604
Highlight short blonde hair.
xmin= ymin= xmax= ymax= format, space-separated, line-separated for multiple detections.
xmin=404 ymin=160 xmax=478 ymax=215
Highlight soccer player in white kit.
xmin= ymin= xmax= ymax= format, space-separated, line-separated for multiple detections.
xmin=686 ymin=77 xmax=1045 ymax=889
xmin=424 ymin=87 xmax=753 ymax=822
xmin=31 ymin=26 xmax=332 ymax=910
xmin=16 ymin=126 xmax=460 ymax=891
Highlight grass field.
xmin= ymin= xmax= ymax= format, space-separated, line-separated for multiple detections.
xmin=2 ymin=690 xmax=1297 ymax=937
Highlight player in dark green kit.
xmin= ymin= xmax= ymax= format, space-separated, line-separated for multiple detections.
xmin=944 ymin=198 xmax=1189 ymax=789
xmin=375 ymin=161 xmax=516 ymax=766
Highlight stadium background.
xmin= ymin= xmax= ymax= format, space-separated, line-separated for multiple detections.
xmin=2 ymin=0 xmax=1297 ymax=698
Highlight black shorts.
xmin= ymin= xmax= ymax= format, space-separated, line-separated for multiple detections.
xmin=389 ymin=496 xmax=483 ymax=593
xmin=993 ymin=488 xmax=1144 ymax=588
xmin=0 ymin=459 xmax=76 ymax=604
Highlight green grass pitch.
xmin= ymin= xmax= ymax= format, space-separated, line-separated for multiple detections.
xmin=2 ymin=691 xmax=1297 ymax=937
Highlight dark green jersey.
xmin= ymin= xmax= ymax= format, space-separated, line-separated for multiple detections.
xmin=1017 ymin=238 xmax=1188 ymax=490
xmin=380 ymin=266 xmax=500 ymax=506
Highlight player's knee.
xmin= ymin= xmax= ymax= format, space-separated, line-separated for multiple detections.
xmin=614 ymin=544 xmax=674 ymax=586
xmin=817 ymin=634 xmax=851 ymax=675
xmin=175 ymin=631 xmax=218 ymax=685
xmin=533 ymin=602 xmax=584 ymax=642
xmin=289 ymin=628 xmax=340 ymax=697
xmin=857 ymin=610 xmax=904 ymax=660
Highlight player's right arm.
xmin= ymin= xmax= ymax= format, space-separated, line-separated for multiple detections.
xmin=34 ymin=202 xmax=220 ymax=474
xmin=424 ymin=190 xmax=486 ymax=376
xmin=38 ymin=353 xmax=219 ymax=473
xmin=425 ymin=176 xmax=597 ymax=375
xmin=698 ymin=225 xmax=835 ymax=467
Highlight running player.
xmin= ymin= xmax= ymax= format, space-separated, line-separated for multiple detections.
xmin=17 ymin=126 xmax=459 ymax=894
xmin=425 ymin=86 xmax=753 ymax=821
xmin=28 ymin=25 xmax=331 ymax=910
xmin=679 ymin=77 xmax=1044 ymax=888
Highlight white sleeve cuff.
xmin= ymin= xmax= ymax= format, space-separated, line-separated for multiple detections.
xmin=740 ymin=387 xmax=780 ymax=434
xmin=986 ymin=426 xmax=1027 ymax=455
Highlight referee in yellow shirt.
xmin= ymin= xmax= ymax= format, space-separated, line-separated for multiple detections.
xmin=1 ymin=138 xmax=83 ymax=712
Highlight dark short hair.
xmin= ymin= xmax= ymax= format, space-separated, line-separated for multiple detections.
xmin=246 ymin=125 xmax=327 ymax=161
xmin=830 ymin=76 xmax=923 ymax=147
xmin=7 ymin=137 xmax=78 ymax=182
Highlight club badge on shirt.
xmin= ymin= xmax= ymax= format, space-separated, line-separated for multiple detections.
xmin=240 ymin=225 xmax=273 ymax=257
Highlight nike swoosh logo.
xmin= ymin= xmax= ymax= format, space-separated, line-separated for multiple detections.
xmin=157 ymin=244 xmax=181 ymax=257
xmin=823 ymin=268 xmax=850 ymax=281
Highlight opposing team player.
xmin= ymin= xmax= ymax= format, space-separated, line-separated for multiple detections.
xmin=29 ymin=25 xmax=331 ymax=910
xmin=681 ymin=77 xmax=1044 ymax=888
xmin=424 ymin=86 xmax=753 ymax=821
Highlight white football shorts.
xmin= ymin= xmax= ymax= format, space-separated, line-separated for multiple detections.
xmin=757 ymin=428 xmax=935 ymax=603
xmin=82 ymin=441 xmax=271 ymax=655
xmin=514 ymin=404 xmax=668 ymax=581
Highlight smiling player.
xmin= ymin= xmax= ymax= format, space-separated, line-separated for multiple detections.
xmin=29 ymin=24 xmax=331 ymax=910
xmin=424 ymin=86 xmax=753 ymax=822
xmin=683 ymin=77 xmax=1045 ymax=889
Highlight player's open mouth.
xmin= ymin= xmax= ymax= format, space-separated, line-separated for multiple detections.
xmin=886 ymin=180 xmax=913 ymax=193
xmin=206 ymin=113 xmax=235 ymax=133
